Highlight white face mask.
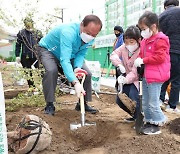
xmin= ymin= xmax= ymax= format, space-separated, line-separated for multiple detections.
xmin=80 ymin=32 xmax=94 ymax=43
xmin=141 ymin=28 xmax=152 ymax=39
xmin=126 ymin=43 xmax=139 ymax=53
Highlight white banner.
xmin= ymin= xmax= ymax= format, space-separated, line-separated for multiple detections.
xmin=0 ymin=72 xmax=8 ymax=154
xmin=93 ymin=34 xmax=116 ymax=48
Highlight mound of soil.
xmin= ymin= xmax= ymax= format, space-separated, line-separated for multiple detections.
xmin=2 ymin=64 xmax=180 ymax=154
xmin=169 ymin=118 xmax=180 ymax=135
xmin=6 ymin=93 xmax=180 ymax=154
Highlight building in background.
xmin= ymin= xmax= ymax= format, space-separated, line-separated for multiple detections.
xmin=0 ymin=26 xmax=16 ymax=59
xmin=105 ymin=0 xmax=164 ymax=34
xmin=86 ymin=0 xmax=165 ymax=76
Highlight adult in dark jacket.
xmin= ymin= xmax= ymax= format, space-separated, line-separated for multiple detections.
xmin=159 ymin=0 xmax=180 ymax=113
xmin=113 ymin=26 xmax=124 ymax=50
xmin=15 ymin=17 xmax=43 ymax=88
xmin=113 ymin=26 xmax=124 ymax=81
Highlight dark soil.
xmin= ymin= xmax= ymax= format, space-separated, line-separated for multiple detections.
xmin=169 ymin=118 xmax=180 ymax=135
xmin=6 ymin=93 xmax=180 ymax=154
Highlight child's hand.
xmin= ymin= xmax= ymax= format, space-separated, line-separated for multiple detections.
xmin=134 ymin=58 xmax=144 ymax=67
xmin=118 ymin=76 xmax=127 ymax=84
xmin=118 ymin=64 xmax=126 ymax=74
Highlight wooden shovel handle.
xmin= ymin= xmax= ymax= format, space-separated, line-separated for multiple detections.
xmin=79 ymin=73 xmax=86 ymax=114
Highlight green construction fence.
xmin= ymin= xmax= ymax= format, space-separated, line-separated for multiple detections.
xmin=85 ymin=46 xmax=115 ymax=76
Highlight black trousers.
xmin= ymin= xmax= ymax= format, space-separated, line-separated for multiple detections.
xmin=21 ymin=55 xmax=39 ymax=87
xmin=38 ymin=46 xmax=92 ymax=103
xmin=160 ymin=53 xmax=180 ymax=108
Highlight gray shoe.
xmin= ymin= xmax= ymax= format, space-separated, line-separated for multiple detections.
xmin=165 ymin=105 xmax=180 ymax=114
xmin=142 ymin=124 xmax=161 ymax=135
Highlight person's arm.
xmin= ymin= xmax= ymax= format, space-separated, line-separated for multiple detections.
xmin=15 ymin=31 xmax=23 ymax=57
xmin=143 ymin=39 xmax=169 ymax=64
xmin=110 ymin=44 xmax=124 ymax=67
xmin=59 ymin=32 xmax=78 ymax=82
xmin=73 ymin=44 xmax=90 ymax=68
xmin=125 ymin=65 xmax=139 ymax=84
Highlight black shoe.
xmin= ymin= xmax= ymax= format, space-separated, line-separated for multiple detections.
xmin=75 ymin=102 xmax=98 ymax=114
xmin=44 ymin=103 xmax=55 ymax=116
xmin=124 ymin=117 xmax=135 ymax=123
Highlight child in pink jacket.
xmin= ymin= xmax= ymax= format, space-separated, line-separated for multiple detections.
xmin=110 ymin=26 xmax=141 ymax=122
xmin=134 ymin=11 xmax=170 ymax=135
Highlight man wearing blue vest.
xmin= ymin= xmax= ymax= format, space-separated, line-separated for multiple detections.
xmin=38 ymin=15 xmax=102 ymax=115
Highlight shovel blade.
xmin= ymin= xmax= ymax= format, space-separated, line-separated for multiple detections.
xmin=70 ymin=122 xmax=96 ymax=130
xmin=135 ymin=112 xmax=144 ymax=134
xmin=118 ymin=93 xmax=136 ymax=117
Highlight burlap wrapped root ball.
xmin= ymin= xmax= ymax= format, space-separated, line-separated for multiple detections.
xmin=8 ymin=114 xmax=52 ymax=154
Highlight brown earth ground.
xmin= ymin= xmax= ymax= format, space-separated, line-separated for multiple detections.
xmin=1 ymin=64 xmax=180 ymax=154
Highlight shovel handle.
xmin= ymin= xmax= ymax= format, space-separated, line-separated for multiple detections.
xmin=78 ymin=73 xmax=86 ymax=126
xmin=77 ymin=73 xmax=86 ymax=114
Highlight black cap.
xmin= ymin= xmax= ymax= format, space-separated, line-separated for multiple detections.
xmin=114 ymin=26 xmax=124 ymax=33
xmin=164 ymin=0 xmax=179 ymax=7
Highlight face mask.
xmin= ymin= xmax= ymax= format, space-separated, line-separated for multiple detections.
xmin=126 ymin=43 xmax=139 ymax=53
xmin=80 ymin=32 xmax=94 ymax=43
xmin=141 ymin=28 xmax=152 ymax=39
xmin=115 ymin=33 xmax=120 ymax=37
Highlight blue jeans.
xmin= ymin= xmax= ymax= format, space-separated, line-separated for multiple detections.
xmin=116 ymin=83 xmax=140 ymax=119
xmin=142 ymin=78 xmax=167 ymax=126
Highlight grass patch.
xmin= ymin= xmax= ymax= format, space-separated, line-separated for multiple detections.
xmin=5 ymin=93 xmax=45 ymax=112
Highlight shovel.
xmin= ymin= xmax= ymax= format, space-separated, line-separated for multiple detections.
xmin=116 ymin=68 xmax=136 ymax=117
xmin=135 ymin=65 xmax=144 ymax=134
xmin=31 ymin=60 xmax=38 ymax=70
xmin=70 ymin=73 xmax=96 ymax=130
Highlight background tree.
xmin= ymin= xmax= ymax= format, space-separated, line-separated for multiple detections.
xmin=0 ymin=0 xmax=64 ymax=34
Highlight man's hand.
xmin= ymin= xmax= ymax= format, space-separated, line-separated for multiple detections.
xmin=16 ymin=57 xmax=21 ymax=64
xmin=74 ymin=82 xmax=86 ymax=98
xmin=74 ymin=68 xmax=88 ymax=75
xmin=74 ymin=68 xmax=88 ymax=79
xmin=118 ymin=64 xmax=126 ymax=74
xmin=118 ymin=76 xmax=127 ymax=84
xmin=134 ymin=58 xmax=143 ymax=67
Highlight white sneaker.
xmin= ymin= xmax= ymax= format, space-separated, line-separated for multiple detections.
xmin=165 ymin=105 xmax=180 ymax=114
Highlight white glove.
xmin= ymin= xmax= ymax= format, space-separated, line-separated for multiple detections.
xmin=118 ymin=64 xmax=126 ymax=74
xmin=16 ymin=57 xmax=21 ymax=63
xmin=134 ymin=58 xmax=144 ymax=67
xmin=118 ymin=76 xmax=127 ymax=84
xmin=74 ymin=82 xmax=85 ymax=98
